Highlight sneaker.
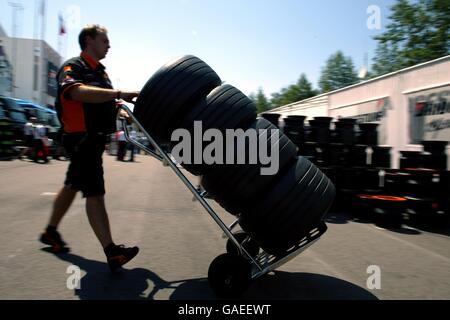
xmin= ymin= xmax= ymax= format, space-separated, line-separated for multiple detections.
xmin=106 ymin=244 xmax=139 ymax=271
xmin=40 ymin=230 xmax=70 ymax=253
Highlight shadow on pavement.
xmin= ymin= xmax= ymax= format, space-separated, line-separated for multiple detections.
xmin=171 ymin=271 xmax=378 ymax=300
xmin=404 ymin=222 xmax=450 ymax=237
xmin=41 ymin=249 xmax=378 ymax=300
xmin=325 ymin=212 xmax=351 ymax=224
xmin=244 ymin=271 xmax=378 ymax=300
xmin=376 ymin=225 xmax=422 ymax=235
xmin=326 ymin=209 xmax=450 ymax=237
xmin=326 ymin=212 xmax=446 ymax=237
xmin=42 ymin=249 xmax=204 ymax=300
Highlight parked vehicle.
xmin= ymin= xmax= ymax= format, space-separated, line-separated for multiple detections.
xmin=0 ymin=96 xmax=27 ymax=149
xmin=14 ymin=99 xmax=60 ymax=130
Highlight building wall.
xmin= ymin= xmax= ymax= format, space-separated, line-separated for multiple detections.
xmin=267 ymin=95 xmax=329 ymax=121
xmin=41 ymin=41 xmax=62 ymax=107
xmin=328 ymin=56 xmax=450 ymax=168
xmin=0 ymin=36 xmax=61 ymax=107
xmin=0 ymin=24 xmax=6 ymax=38
xmin=0 ymin=42 xmax=12 ymax=96
xmin=270 ymin=55 xmax=450 ymax=169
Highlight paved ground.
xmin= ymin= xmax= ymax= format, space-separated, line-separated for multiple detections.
xmin=0 ymin=153 xmax=449 ymax=300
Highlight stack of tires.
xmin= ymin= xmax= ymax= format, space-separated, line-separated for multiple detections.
xmin=260 ymin=113 xmax=281 ymax=128
xmin=421 ymin=141 xmax=448 ymax=171
xmin=0 ymin=117 xmax=16 ymax=160
xmin=283 ymin=115 xmax=307 ymax=149
xmin=133 ymin=55 xmax=336 ymax=256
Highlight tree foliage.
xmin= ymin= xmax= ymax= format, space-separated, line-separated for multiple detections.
xmin=250 ymin=74 xmax=317 ymax=110
xmin=372 ymin=0 xmax=450 ymax=76
xmin=269 ymin=74 xmax=316 ymax=109
xmin=254 ymin=87 xmax=270 ymax=114
xmin=318 ymin=51 xmax=359 ymax=93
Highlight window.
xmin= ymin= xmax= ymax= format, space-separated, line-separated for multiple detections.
xmin=9 ymin=110 xmax=27 ymax=123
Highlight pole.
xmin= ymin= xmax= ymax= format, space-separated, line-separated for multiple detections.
xmin=40 ymin=0 xmax=46 ymax=106
xmin=8 ymin=1 xmax=24 ymax=98
xmin=33 ymin=0 xmax=39 ymax=101
xmin=57 ymin=11 xmax=62 ymax=59
xmin=40 ymin=0 xmax=46 ymax=42
xmin=33 ymin=0 xmax=39 ymax=40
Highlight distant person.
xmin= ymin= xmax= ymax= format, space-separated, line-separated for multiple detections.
xmin=39 ymin=24 xmax=140 ymax=271
xmin=19 ymin=117 xmax=36 ymax=160
xmin=32 ymin=120 xmax=49 ymax=163
xmin=128 ymin=128 xmax=137 ymax=162
xmin=116 ymin=129 xmax=127 ymax=161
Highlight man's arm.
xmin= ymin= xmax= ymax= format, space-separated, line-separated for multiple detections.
xmin=68 ymin=85 xmax=139 ymax=104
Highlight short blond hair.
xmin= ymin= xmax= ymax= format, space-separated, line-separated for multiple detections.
xmin=78 ymin=24 xmax=108 ymax=50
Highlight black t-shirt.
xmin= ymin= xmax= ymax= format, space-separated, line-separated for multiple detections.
xmin=55 ymin=54 xmax=117 ymax=134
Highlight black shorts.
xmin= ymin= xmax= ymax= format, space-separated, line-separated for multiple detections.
xmin=63 ymin=133 xmax=107 ymax=198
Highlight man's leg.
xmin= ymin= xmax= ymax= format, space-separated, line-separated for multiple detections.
xmin=86 ymin=195 xmax=139 ymax=271
xmin=117 ymin=142 xmax=123 ymax=161
xmin=85 ymin=195 xmax=113 ymax=248
xmin=20 ymin=137 xmax=32 ymax=159
xmin=20 ymin=143 xmax=28 ymax=158
xmin=129 ymin=144 xmax=134 ymax=161
xmin=48 ymin=186 xmax=78 ymax=227
xmin=40 ymin=185 xmax=77 ymax=252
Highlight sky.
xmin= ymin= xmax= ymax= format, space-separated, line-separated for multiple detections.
xmin=0 ymin=0 xmax=396 ymax=97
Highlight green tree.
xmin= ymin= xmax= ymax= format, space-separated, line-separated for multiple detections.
xmin=372 ymin=0 xmax=450 ymax=76
xmin=427 ymin=0 xmax=450 ymax=56
xmin=372 ymin=42 xmax=403 ymax=76
xmin=253 ymin=87 xmax=270 ymax=114
xmin=296 ymin=73 xmax=317 ymax=100
xmin=269 ymin=91 xmax=283 ymax=109
xmin=318 ymin=51 xmax=359 ymax=93
xmin=279 ymin=85 xmax=300 ymax=106
xmin=269 ymin=74 xmax=317 ymax=108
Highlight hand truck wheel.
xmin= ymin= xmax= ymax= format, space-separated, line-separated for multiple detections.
xmin=226 ymin=231 xmax=260 ymax=258
xmin=208 ymin=253 xmax=252 ymax=298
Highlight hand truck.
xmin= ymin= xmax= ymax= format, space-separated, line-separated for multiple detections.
xmin=118 ymin=104 xmax=328 ymax=298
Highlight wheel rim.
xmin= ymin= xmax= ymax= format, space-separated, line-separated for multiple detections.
xmin=208 ymin=253 xmax=252 ymax=298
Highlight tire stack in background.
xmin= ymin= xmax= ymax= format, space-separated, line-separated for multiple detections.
xmin=133 ymin=55 xmax=335 ymax=259
xmin=269 ymin=112 xmax=450 ymax=230
xmin=281 ymin=115 xmax=306 ymax=150
xmin=260 ymin=113 xmax=281 ymax=127
xmin=389 ymin=141 xmax=449 ymax=229
xmin=0 ymin=117 xmax=16 ymax=160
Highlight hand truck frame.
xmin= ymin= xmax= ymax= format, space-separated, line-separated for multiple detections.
xmin=118 ymin=104 xmax=327 ymax=297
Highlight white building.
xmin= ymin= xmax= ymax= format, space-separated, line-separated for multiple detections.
xmin=0 ymin=23 xmax=62 ymax=108
xmin=269 ymin=55 xmax=450 ymax=169
xmin=0 ymin=24 xmax=12 ymax=96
